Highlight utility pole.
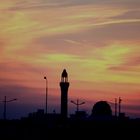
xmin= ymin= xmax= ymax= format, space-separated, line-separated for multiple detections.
xmin=118 ymin=97 xmax=122 ymax=116
xmin=3 ymin=96 xmax=17 ymax=120
xmin=115 ymin=98 xmax=117 ymax=117
xmin=3 ymin=96 xmax=6 ymax=120
xmin=71 ymin=99 xmax=85 ymax=112
xmin=44 ymin=76 xmax=48 ymax=114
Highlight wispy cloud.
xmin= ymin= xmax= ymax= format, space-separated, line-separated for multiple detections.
xmin=5 ymin=0 xmax=140 ymax=11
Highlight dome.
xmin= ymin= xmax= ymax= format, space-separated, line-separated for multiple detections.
xmin=91 ymin=101 xmax=112 ymax=117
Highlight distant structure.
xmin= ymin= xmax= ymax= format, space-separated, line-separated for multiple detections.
xmin=60 ymin=69 xmax=70 ymax=119
xmin=114 ymin=97 xmax=124 ymax=118
xmin=91 ymin=101 xmax=112 ymax=119
xmin=118 ymin=97 xmax=122 ymax=117
xmin=71 ymin=99 xmax=85 ymax=112
xmin=115 ymin=98 xmax=117 ymax=117
xmin=70 ymin=111 xmax=88 ymax=120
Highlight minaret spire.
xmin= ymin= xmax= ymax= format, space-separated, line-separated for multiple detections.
xmin=60 ymin=69 xmax=70 ymax=119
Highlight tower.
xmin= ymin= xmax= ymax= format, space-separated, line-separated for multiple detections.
xmin=60 ymin=69 xmax=69 ymax=119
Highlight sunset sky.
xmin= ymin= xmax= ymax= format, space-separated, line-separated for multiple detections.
xmin=0 ymin=0 xmax=140 ymax=119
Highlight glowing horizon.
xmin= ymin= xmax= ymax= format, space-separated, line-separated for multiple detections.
xmin=0 ymin=0 xmax=140 ymax=119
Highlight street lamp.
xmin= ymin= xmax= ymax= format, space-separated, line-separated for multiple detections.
xmin=44 ymin=76 xmax=48 ymax=114
xmin=119 ymin=97 xmax=122 ymax=116
xmin=3 ymin=96 xmax=17 ymax=120
xmin=71 ymin=99 xmax=85 ymax=112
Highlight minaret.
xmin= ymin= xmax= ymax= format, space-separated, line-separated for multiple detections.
xmin=60 ymin=69 xmax=69 ymax=119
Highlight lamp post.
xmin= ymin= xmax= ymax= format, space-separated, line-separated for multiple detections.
xmin=3 ymin=96 xmax=17 ymax=120
xmin=71 ymin=99 xmax=85 ymax=112
xmin=44 ymin=76 xmax=48 ymax=114
xmin=115 ymin=98 xmax=117 ymax=117
xmin=119 ymin=97 xmax=122 ymax=116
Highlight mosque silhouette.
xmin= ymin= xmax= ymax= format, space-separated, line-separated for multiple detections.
xmin=24 ymin=69 xmax=127 ymax=122
xmin=0 ymin=69 xmax=139 ymax=139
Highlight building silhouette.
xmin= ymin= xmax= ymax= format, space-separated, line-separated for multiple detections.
xmin=60 ymin=69 xmax=69 ymax=119
xmin=70 ymin=111 xmax=88 ymax=120
xmin=91 ymin=101 xmax=112 ymax=120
